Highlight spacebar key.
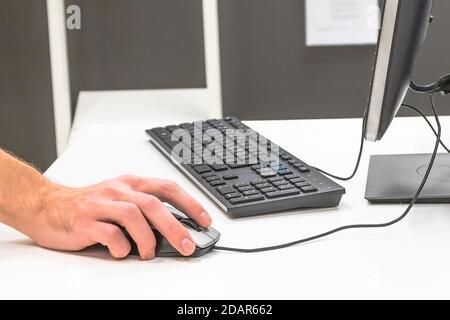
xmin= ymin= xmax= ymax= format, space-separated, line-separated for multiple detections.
xmin=230 ymin=195 xmax=265 ymax=205
xmin=266 ymin=190 xmax=300 ymax=199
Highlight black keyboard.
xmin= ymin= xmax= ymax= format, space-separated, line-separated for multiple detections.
xmin=146 ymin=117 xmax=345 ymax=218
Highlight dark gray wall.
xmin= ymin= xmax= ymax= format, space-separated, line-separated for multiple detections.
xmin=0 ymin=0 xmax=56 ymax=170
xmin=66 ymin=0 xmax=206 ymax=112
xmin=402 ymin=0 xmax=450 ymax=116
xmin=65 ymin=0 xmax=450 ymax=119
xmin=219 ymin=0 xmax=450 ymax=120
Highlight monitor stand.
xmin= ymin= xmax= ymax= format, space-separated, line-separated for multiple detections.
xmin=365 ymin=153 xmax=450 ymax=203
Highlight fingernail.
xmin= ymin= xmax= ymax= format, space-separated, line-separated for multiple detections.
xmin=181 ymin=238 xmax=196 ymax=255
xmin=200 ymin=211 xmax=212 ymax=226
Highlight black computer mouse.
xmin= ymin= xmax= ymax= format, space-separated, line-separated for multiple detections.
xmin=120 ymin=206 xmax=220 ymax=258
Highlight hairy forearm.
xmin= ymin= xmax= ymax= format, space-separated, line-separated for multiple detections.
xmin=0 ymin=149 xmax=56 ymax=235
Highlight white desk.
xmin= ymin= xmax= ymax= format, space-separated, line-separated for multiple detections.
xmin=2 ymin=91 xmax=450 ymax=299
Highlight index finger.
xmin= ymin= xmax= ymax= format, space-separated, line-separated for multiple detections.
xmin=134 ymin=178 xmax=212 ymax=228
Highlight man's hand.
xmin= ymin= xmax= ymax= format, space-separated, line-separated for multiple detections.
xmin=0 ymin=149 xmax=211 ymax=260
xmin=35 ymin=176 xmax=212 ymax=260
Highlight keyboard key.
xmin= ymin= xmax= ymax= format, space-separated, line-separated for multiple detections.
xmin=260 ymin=172 xmax=277 ymax=178
xmin=179 ymin=122 xmax=193 ymax=129
xmin=290 ymin=178 xmax=306 ymax=184
xmin=210 ymin=164 xmax=228 ymax=172
xmin=216 ymin=185 xmax=237 ymax=195
xmin=280 ymin=154 xmax=292 ymax=161
xmin=205 ymin=176 xmax=221 ymax=182
xmin=255 ymin=183 xmax=272 ymax=190
xmin=243 ymin=190 xmax=260 ymax=196
xmin=298 ymin=166 xmax=311 ymax=173
xmin=252 ymin=164 xmax=264 ymax=171
xmin=260 ymin=187 xmax=277 ymax=194
xmin=234 ymin=182 xmax=250 ymax=188
xmin=268 ymin=177 xmax=284 ymax=183
xmin=223 ymin=175 xmax=239 ymax=180
xmin=259 ymin=169 xmax=277 ymax=178
xmin=270 ymin=163 xmax=287 ymax=171
xmin=225 ymin=192 xmax=241 ymax=200
xmin=284 ymin=174 xmax=300 ymax=181
xmin=278 ymin=184 xmax=295 ymax=191
xmin=229 ymin=163 xmax=252 ymax=169
xmin=295 ymin=182 xmax=311 ymax=188
xmin=273 ymin=180 xmax=289 ymax=187
xmin=162 ymin=138 xmax=179 ymax=149
xmin=278 ymin=169 xmax=293 ymax=176
xmin=230 ymin=195 xmax=265 ymax=205
xmin=156 ymin=130 xmax=171 ymax=138
xmin=288 ymin=159 xmax=298 ymax=165
xmin=251 ymin=179 xmax=267 ymax=186
xmin=266 ymin=189 xmax=300 ymax=199
xmin=238 ymin=186 xmax=255 ymax=192
xmin=194 ymin=165 xmax=212 ymax=174
xmin=301 ymin=186 xmax=318 ymax=193
xmin=165 ymin=125 xmax=179 ymax=132
xmin=202 ymin=172 xmax=216 ymax=178
xmin=210 ymin=180 xmax=226 ymax=187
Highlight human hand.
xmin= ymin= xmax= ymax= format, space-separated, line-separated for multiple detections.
xmin=28 ymin=175 xmax=212 ymax=260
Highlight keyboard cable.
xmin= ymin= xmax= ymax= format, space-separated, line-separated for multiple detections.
xmin=311 ymin=109 xmax=367 ymax=181
xmin=214 ymin=83 xmax=443 ymax=254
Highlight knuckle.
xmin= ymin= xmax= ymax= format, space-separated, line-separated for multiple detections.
xmin=118 ymin=175 xmax=137 ymax=183
xmin=104 ymin=225 xmax=123 ymax=240
xmin=102 ymin=185 xmax=121 ymax=198
xmin=117 ymin=175 xmax=130 ymax=181
xmin=120 ymin=203 xmax=139 ymax=219
xmin=161 ymin=180 xmax=180 ymax=194
xmin=143 ymin=194 xmax=161 ymax=209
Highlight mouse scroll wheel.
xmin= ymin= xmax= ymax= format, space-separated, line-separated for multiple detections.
xmin=179 ymin=218 xmax=202 ymax=232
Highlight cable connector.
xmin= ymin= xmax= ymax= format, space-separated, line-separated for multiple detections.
xmin=441 ymin=81 xmax=450 ymax=95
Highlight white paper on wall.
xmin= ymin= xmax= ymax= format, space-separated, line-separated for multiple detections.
xmin=305 ymin=0 xmax=380 ymax=47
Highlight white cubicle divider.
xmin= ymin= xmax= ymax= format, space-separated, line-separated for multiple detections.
xmin=47 ymin=0 xmax=72 ymax=156
xmin=202 ymin=0 xmax=223 ymax=119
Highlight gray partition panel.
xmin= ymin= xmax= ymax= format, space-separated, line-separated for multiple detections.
xmin=219 ymin=0 xmax=450 ymax=120
xmin=0 ymin=0 xmax=56 ymax=170
xmin=66 ymin=0 xmax=206 ymax=112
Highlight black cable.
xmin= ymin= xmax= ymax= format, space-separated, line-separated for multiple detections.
xmin=314 ymin=102 xmax=450 ymax=182
xmin=214 ymin=86 xmax=442 ymax=254
xmin=311 ymin=110 xmax=367 ymax=181
xmin=410 ymin=74 xmax=450 ymax=94
xmin=402 ymin=103 xmax=450 ymax=153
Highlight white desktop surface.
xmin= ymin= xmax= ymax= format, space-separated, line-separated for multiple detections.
xmin=2 ymin=91 xmax=450 ymax=299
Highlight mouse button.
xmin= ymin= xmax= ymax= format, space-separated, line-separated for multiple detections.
xmin=180 ymin=218 xmax=202 ymax=232
xmin=172 ymin=214 xmax=183 ymax=222
xmin=204 ymin=227 xmax=221 ymax=241
xmin=187 ymin=229 xmax=215 ymax=248
xmin=166 ymin=206 xmax=188 ymax=219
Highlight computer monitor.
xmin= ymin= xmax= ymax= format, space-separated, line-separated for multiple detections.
xmin=365 ymin=0 xmax=434 ymax=142
xmin=362 ymin=0 xmax=450 ymax=203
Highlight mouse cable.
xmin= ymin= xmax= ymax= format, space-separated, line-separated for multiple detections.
xmin=214 ymin=90 xmax=442 ymax=254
